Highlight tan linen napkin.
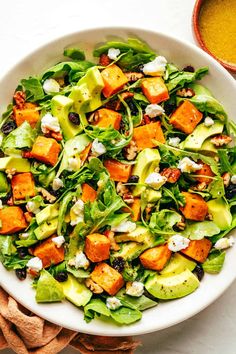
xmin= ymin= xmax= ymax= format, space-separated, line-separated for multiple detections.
xmin=0 ymin=288 xmax=140 ymax=354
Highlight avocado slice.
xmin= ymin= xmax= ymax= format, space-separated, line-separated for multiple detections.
xmin=36 ymin=270 xmax=64 ymax=303
xmin=0 ymin=157 xmax=30 ymax=172
xmin=132 ymin=148 xmax=161 ymax=196
xmin=182 ymin=121 xmax=224 ymax=151
xmin=144 ymin=188 xmax=162 ymax=203
xmin=207 ymin=198 xmax=232 ymax=230
xmin=115 ymin=226 xmax=153 ymax=243
xmin=61 ymin=274 xmax=92 ymax=307
xmin=200 ymin=138 xmax=217 ymax=156
xmin=51 ymin=95 xmax=82 ymax=140
xmin=188 ymin=83 xmax=213 ymax=97
xmin=0 ymin=172 xmax=9 ymax=194
xmin=145 ymin=268 xmax=199 ymax=300
xmin=34 ymin=218 xmax=58 ymax=240
xmin=160 ymin=253 xmax=196 ymax=275
xmin=69 ymin=83 xmax=91 ymax=113
xmin=36 ymin=203 xmax=60 ymax=225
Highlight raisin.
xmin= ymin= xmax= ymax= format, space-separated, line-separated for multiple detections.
xmin=55 ymin=271 xmax=68 ymax=282
xmin=183 ymin=65 xmax=195 ymax=72
xmin=193 ymin=265 xmax=204 ymax=281
xmin=164 ymin=103 xmax=176 ymax=116
xmin=15 ymin=267 xmax=27 ymax=281
xmin=225 ymin=184 xmax=236 ymax=199
xmin=112 ymin=257 xmax=125 ymax=273
xmin=68 ymin=112 xmax=80 ymax=125
xmin=128 ymin=175 xmax=139 ymax=184
xmin=1 ymin=120 xmax=17 ymax=135
xmin=17 ymin=247 xmax=29 ymax=259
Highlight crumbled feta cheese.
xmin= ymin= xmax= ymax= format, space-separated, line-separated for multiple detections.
xmin=145 ymin=104 xmax=165 ymax=118
xmin=111 ymin=220 xmax=136 ymax=233
xmin=26 ymin=201 xmax=40 ymax=214
xmin=214 ymin=236 xmax=234 ymax=250
xmin=231 ymin=175 xmax=236 ymax=184
xmin=41 ymin=113 xmax=60 ymax=134
xmin=68 ymin=157 xmax=80 ymax=171
xmin=43 ymin=78 xmax=60 ymax=94
xmin=0 ymin=200 xmax=3 ymax=209
xmin=142 ymin=56 xmax=167 ymax=76
xmin=52 ymin=177 xmax=64 ymax=191
xmin=52 ymin=235 xmax=65 ymax=248
xmin=126 ymin=281 xmax=144 ymax=297
xmin=107 ymin=48 xmax=121 ymax=60
xmin=19 ymin=232 xmax=29 ymax=240
xmin=91 ymin=138 xmax=106 ymax=157
xmin=204 ymin=117 xmax=214 ymax=127
xmin=106 ymin=297 xmax=122 ymax=310
xmin=0 ymin=134 xmax=3 ymax=147
xmin=168 ymin=137 xmax=181 ymax=147
xmin=26 ymin=257 xmax=43 ymax=272
xmin=177 ymin=157 xmax=203 ymax=173
xmin=168 ymin=234 xmax=190 ymax=252
xmin=74 ymin=251 xmax=90 ymax=269
xmin=70 ymin=199 xmax=84 ymax=226
xmin=145 ymin=172 xmax=167 ymax=190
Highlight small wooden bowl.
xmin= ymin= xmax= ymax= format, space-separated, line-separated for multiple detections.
xmin=192 ymin=0 xmax=236 ymax=73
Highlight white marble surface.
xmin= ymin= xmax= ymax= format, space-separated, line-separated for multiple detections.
xmin=0 ymin=0 xmax=236 ymax=353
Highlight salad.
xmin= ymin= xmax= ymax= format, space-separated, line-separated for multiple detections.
xmin=0 ymin=37 xmax=235 ymax=326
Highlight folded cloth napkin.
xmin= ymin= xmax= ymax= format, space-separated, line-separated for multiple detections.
xmin=0 ymin=288 xmax=140 ymax=354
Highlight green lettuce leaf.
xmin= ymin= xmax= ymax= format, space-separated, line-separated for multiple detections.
xmin=63 ymin=48 xmax=85 ymax=60
xmin=189 ymin=95 xmax=227 ymax=120
xmin=166 ymin=67 xmax=208 ymax=92
xmin=203 ymin=250 xmax=226 ymax=274
xmin=2 ymin=121 xmax=36 ymax=154
xmin=20 ymin=77 xmax=45 ymax=102
xmin=110 ymin=306 xmax=142 ymax=324
xmin=84 ymin=299 xmax=110 ymax=323
xmin=118 ymin=51 xmax=155 ymax=71
xmin=117 ymin=289 xmax=157 ymax=311
xmin=41 ymin=61 xmax=94 ymax=81
xmin=149 ymin=209 xmax=182 ymax=236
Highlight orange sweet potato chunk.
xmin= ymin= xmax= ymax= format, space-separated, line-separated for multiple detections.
xmin=181 ymin=239 xmax=212 ymax=263
xmin=141 ymin=77 xmax=169 ymax=104
xmin=123 ymin=198 xmax=141 ymax=221
xmin=101 ymin=64 xmax=128 ymax=98
xmin=103 ymin=159 xmax=132 ymax=182
xmin=94 ymin=108 xmax=122 ymax=130
xmin=195 ymin=161 xmax=215 ymax=184
xmin=13 ymin=102 xmax=40 ymax=128
xmin=80 ymin=143 xmax=92 ymax=165
xmin=0 ymin=207 xmax=27 ymax=234
xmin=133 ymin=121 xmax=165 ymax=150
xmin=140 ymin=244 xmax=172 ymax=271
xmin=81 ymin=183 xmax=97 ymax=203
xmin=91 ymin=262 xmax=124 ymax=296
xmin=180 ymin=192 xmax=208 ymax=221
xmin=31 ymin=136 xmax=61 ymax=166
xmin=85 ymin=233 xmax=110 ymax=262
xmin=169 ymin=100 xmax=203 ymax=134
xmin=34 ymin=236 xmax=65 ymax=268
xmin=11 ymin=172 xmax=36 ymax=200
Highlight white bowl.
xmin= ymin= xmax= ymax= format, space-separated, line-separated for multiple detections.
xmin=0 ymin=27 xmax=235 ymax=336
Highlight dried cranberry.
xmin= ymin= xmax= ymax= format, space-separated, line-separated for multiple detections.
xmin=17 ymin=247 xmax=29 ymax=259
xmin=112 ymin=257 xmax=125 ymax=273
xmin=15 ymin=267 xmax=27 ymax=281
xmin=68 ymin=112 xmax=80 ymax=125
xmin=164 ymin=103 xmax=176 ymax=116
xmin=128 ymin=175 xmax=139 ymax=184
xmin=1 ymin=120 xmax=17 ymax=135
xmin=225 ymin=184 xmax=236 ymax=200
xmin=55 ymin=271 xmax=68 ymax=282
xmin=193 ymin=265 xmax=204 ymax=281
xmin=183 ymin=65 xmax=195 ymax=72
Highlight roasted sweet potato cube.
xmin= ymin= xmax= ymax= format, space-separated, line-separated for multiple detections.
xmin=0 ymin=207 xmax=27 ymax=234
xmin=195 ymin=161 xmax=215 ymax=184
xmin=123 ymin=198 xmax=141 ymax=221
xmin=94 ymin=108 xmax=122 ymax=130
xmin=103 ymin=159 xmax=132 ymax=182
xmin=133 ymin=121 xmax=165 ymax=150
xmin=180 ymin=192 xmax=208 ymax=221
xmin=101 ymin=64 xmax=128 ymax=98
xmin=34 ymin=236 xmax=65 ymax=268
xmin=13 ymin=102 xmax=40 ymax=128
xmin=140 ymin=244 xmax=172 ymax=271
xmin=169 ymin=100 xmax=203 ymax=134
xmin=11 ymin=172 xmax=36 ymax=200
xmin=31 ymin=136 xmax=61 ymax=166
xmin=80 ymin=143 xmax=91 ymax=165
xmin=181 ymin=239 xmax=212 ymax=263
xmin=85 ymin=233 xmax=110 ymax=262
xmin=141 ymin=77 xmax=169 ymax=104
xmin=91 ymin=262 xmax=124 ymax=296
xmin=81 ymin=183 xmax=97 ymax=203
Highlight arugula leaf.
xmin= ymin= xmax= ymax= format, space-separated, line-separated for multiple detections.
xmin=149 ymin=209 xmax=182 ymax=236
xmin=84 ymin=299 xmax=110 ymax=323
xmin=63 ymin=48 xmax=85 ymax=60
xmin=188 ymin=95 xmax=227 ymax=120
xmin=0 ymin=237 xmax=31 ymax=270
xmin=218 ymin=147 xmax=236 ymax=174
xmin=162 ymin=185 xmax=186 ymax=208
xmin=118 ymin=51 xmax=155 ymax=71
xmin=166 ymin=67 xmax=208 ymax=92
xmin=57 ymin=191 xmax=75 ymax=235
xmin=110 ymin=306 xmax=142 ymax=324
xmin=20 ymin=77 xmax=45 ymax=101
xmin=117 ymin=289 xmax=157 ymax=311
xmin=122 ymin=262 xmax=140 ymax=282
xmin=203 ymin=250 xmax=225 ymax=274
xmin=0 ymin=103 xmax=13 ymax=128
xmin=41 ymin=61 xmax=94 ymax=81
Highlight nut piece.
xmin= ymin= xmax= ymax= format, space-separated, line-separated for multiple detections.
xmin=13 ymin=91 xmax=26 ymax=109
xmin=193 ymin=181 xmax=207 ymax=191
xmin=88 ymin=111 xmax=99 ymax=123
xmin=211 ymin=134 xmax=232 ymax=147
xmin=85 ymin=278 xmax=104 ymax=294
xmin=37 ymin=187 xmax=56 ymax=203
xmin=176 ymin=88 xmax=195 ymax=98
xmin=176 ymin=217 xmax=186 ymax=231
xmin=123 ymin=193 xmax=134 ymax=204
xmin=6 ymin=168 xmax=17 ymax=179
xmin=125 ymin=72 xmax=144 ymax=82
xmin=104 ymin=230 xmax=120 ymax=251
xmin=160 ymin=167 xmax=181 ymax=183
xmin=123 ymin=140 xmax=138 ymax=161
xmin=116 ymin=182 xmax=129 ymax=196
xmin=222 ymin=172 xmax=230 ymax=187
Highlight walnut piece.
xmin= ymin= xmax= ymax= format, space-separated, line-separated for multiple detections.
xmin=160 ymin=167 xmax=181 ymax=183
xmin=85 ymin=278 xmax=104 ymax=294
xmin=13 ymin=90 xmax=26 ymax=109
xmin=211 ymin=134 xmax=232 ymax=147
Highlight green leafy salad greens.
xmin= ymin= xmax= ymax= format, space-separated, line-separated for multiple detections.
xmin=0 ymin=37 xmax=235 ymax=326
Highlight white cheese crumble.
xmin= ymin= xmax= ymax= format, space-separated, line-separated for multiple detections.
xmin=52 ymin=235 xmax=65 ymax=248
xmin=52 ymin=177 xmax=64 ymax=191
xmin=214 ymin=237 xmax=234 ymax=250
xmin=168 ymin=234 xmax=190 ymax=252
xmin=19 ymin=232 xmax=29 ymax=240
xmin=74 ymin=251 xmax=90 ymax=269
xmin=43 ymin=78 xmax=60 ymax=94
xmin=106 ymin=297 xmax=122 ymax=310
xmin=177 ymin=157 xmax=203 ymax=173
xmin=91 ymin=138 xmax=106 ymax=157
xmin=204 ymin=117 xmax=214 ymax=127
xmin=26 ymin=257 xmax=43 ymax=272
xmin=107 ymin=48 xmax=121 ymax=60
xmin=145 ymin=104 xmax=165 ymax=118
xmin=41 ymin=113 xmax=60 ymax=134
xmin=70 ymin=199 xmax=84 ymax=226
xmin=111 ymin=220 xmax=136 ymax=233
xmin=0 ymin=200 xmax=3 ymax=209
xmin=126 ymin=281 xmax=144 ymax=297
xmin=145 ymin=172 xmax=167 ymax=190
xmin=142 ymin=56 xmax=167 ymax=76
xmin=231 ymin=175 xmax=236 ymax=184
xmin=26 ymin=201 xmax=40 ymax=214
xmin=68 ymin=157 xmax=80 ymax=172
xmin=168 ymin=137 xmax=181 ymax=147
xmin=0 ymin=134 xmax=3 ymax=147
